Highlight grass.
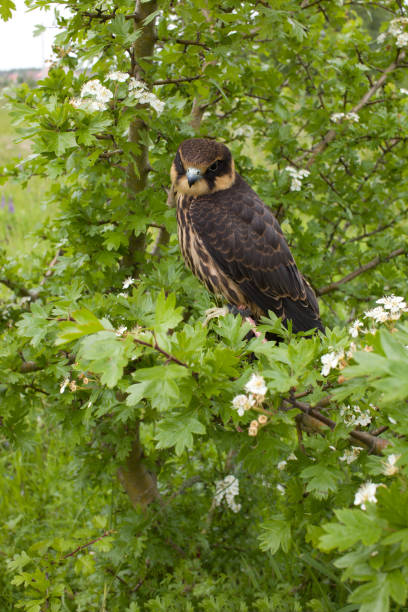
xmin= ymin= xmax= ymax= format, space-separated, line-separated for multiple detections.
xmin=0 ymin=96 xmax=49 ymax=258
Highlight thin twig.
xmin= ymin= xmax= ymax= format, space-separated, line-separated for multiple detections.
xmin=317 ymin=247 xmax=406 ymax=295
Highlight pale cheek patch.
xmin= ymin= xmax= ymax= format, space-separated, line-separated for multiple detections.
xmin=175 ymin=176 xmax=211 ymax=197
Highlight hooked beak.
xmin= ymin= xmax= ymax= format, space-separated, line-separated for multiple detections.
xmin=186 ymin=167 xmax=202 ymax=187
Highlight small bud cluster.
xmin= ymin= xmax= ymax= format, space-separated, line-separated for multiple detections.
xmin=330 ymin=112 xmax=359 ymax=123
xmin=285 ymin=166 xmax=310 ymax=192
xmin=214 ymin=475 xmax=241 ymax=513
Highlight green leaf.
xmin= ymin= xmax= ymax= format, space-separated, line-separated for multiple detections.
xmin=349 ymin=574 xmax=389 ymax=612
xmin=77 ymin=331 xmax=130 ymax=387
xmin=258 ymin=518 xmax=291 ymax=554
xmin=55 ymin=309 xmax=105 ymax=345
xmin=319 ymin=509 xmax=384 ymax=552
xmin=0 ymin=0 xmax=16 ymax=21
xmin=154 ymin=290 xmax=183 ymax=335
xmin=155 ymin=412 xmax=205 ymax=455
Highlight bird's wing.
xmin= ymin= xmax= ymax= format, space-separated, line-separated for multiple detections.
xmin=190 ymin=176 xmax=323 ymax=332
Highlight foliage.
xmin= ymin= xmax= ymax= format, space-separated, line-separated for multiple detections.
xmin=2 ymin=1 xmax=408 ymax=610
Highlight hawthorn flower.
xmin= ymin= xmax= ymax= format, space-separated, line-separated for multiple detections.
xmin=115 ymin=325 xmax=127 ymax=337
xmin=81 ymin=79 xmax=113 ymax=104
xmin=339 ymin=448 xmax=361 ymax=464
xmin=277 ymin=460 xmax=287 ymax=471
xmin=400 ymin=88 xmax=408 ymax=95
xmin=364 ymin=306 xmax=389 ymax=323
xmin=354 ymin=482 xmax=379 ymax=510
xmin=330 ymin=112 xmax=359 ymax=123
xmin=287 ymin=452 xmax=297 ymax=461
xmin=340 ymin=405 xmax=372 ymax=428
xmin=258 ymin=414 xmax=268 ymax=425
xmin=232 ymin=394 xmax=255 ymax=416
xmin=214 ymin=475 xmax=241 ymax=512
xmin=285 ymin=166 xmax=310 ymax=192
xmin=396 ymin=32 xmax=408 ymax=47
xmin=118 ymin=292 xmax=128 ymax=298
xmin=70 ymin=97 xmax=106 ymax=112
xmin=107 ymin=71 xmax=129 ymax=82
xmin=276 ymin=484 xmax=285 ymax=495
xmin=128 ymin=78 xmax=165 ymax=114
xmin=376 ymin=294 xmax=407 ymax=313
xmin=60 ymin=378 xmax=70 ymax=394
xmin=122 ymin=277 xmax=135 ymax=289
xmin=349 ymin=319 xmax=363 ymax=338
xmin=320 ymin=350 xmax=344 ymax=376
xmin=383 ymin=453 xmax=401 ymax=476
xmin=245 ymin=373 xmax=267 ymax=398
xmin=346 ymin=342 xmax=357 ymax=360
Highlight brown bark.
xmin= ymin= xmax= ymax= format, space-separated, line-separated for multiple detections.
xmin=123 ymin=0 xmax=158 ymax=271
xmin=117 ymin=424 xmax=159 ymax=509
xmin=119 ymin=0 xmax=160 ymax=510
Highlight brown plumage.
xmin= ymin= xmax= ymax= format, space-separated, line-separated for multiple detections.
xmin=170 ymin=138 xmax=324 ymax=334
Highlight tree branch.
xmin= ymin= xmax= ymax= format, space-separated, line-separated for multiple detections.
xmin=297 ymin=51 xmax=406 ymax=167
xmin=317 ymin=247 xmax=406 ymax=295
xmin=286 ymin=398 xmax=389 ymax=454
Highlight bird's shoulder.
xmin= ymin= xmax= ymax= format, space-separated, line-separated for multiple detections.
xmin=190 ymin=174 xmax=289 ymax=256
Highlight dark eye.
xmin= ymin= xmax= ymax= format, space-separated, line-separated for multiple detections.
xmin=208 ymin=161 xmax=218 ymax=172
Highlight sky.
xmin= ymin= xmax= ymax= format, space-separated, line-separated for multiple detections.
xmin=0 ymin=0 xmax=58 ymax=70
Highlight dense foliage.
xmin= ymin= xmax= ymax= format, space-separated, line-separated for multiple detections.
xmin=2 ymin=1 xmax=408 ymax=610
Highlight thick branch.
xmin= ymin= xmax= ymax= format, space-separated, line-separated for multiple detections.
xmin=117 ymin=425 xmax=159 ymax=510
xmin=317 ymin=247 xmax=406 ymax=295
xmin=286 ymin=398 xmax=388 ymax=454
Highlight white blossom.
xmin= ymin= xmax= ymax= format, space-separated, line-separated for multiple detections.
xmin=330 ymin=111 xmax=359 ymax=124
xmin=285 ymin=166 xmax=310 ymax=192
xmin=128 ymin=78 xmax=165 ymax=114
xmin=81 ymin=79 xmax=113 ymax=104
xmin=320 ymin=350 xmax=344 ymax=376
xmin=245 ymin=373 xmax=267 ymax=397
xmin=339 ymin=448 xmax=361 ymax=464
xmin=118 ymin=292 xmax=128 ymax=298
xmin=232 ymin=394 xmax=255 ymax=416
xmin=396 ymin=32 xmax=408 ymax=47
xmin=349 ymin=319 xmax=364 ymax=338
xmin=70 ymin=97 xmax=107 ymax=112
xmin=122 ymin=277 xmax=135 ymax=289
xmin=277 ymin=460 xmax=287 ymax=471
xmin=214 ymin=475 xmax=241 ymax=512
xmin=287 ymin=452 xmax=297 ymax=461
xmin=107 ymin=71 xmax=129 ymax=82
xmin=400 ymin=88 xmax=408 ymax=95
xmin=276 ymin=484 xmax=285 ymax=495
xmin=340 ymin=405 xmax=372 ymax=428
xmin=376 ymin=294 xmax=407 ymax=313
xmin=383 ymin=453 xmax=401 ymax=476
xmin=60 ymin=378 xmax=70 ymax=394
xmin=364 ymin=306 xmax=389 ymax=323
xmin=115 ymin=325 xmax=127 ymax=337
xmin=377 ymin=32 xmax=387 ymax=44
xmin=346 ymin=342 xmax=357 ymax=360
xmin=354 ymin=482 xmax=379 ymax=510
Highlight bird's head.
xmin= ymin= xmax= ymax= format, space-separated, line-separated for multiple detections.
xmin=170 ymin=138 xmax=236 ymax=197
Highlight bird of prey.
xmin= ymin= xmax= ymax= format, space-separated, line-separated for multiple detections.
xmin=170 ymin=138 xmax=324 ymax=334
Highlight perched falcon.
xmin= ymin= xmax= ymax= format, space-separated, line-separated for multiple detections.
xmin=170 ymin=138 xmax=324 ymax=334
